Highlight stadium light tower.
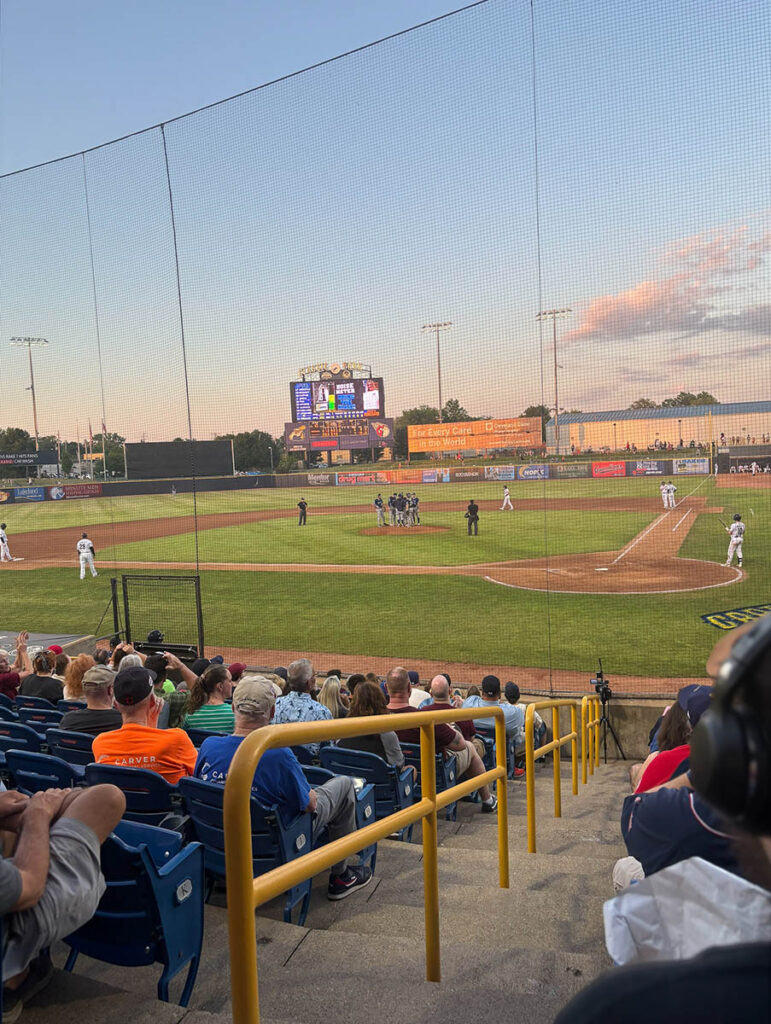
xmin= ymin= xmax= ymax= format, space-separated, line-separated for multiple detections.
xmin=10 ymin=337 xmax=49 ymax=453
xmin=535 ymin=309 xmax=571 ymax=455
xmin=422 ymin=321 xmax=452 ymax=423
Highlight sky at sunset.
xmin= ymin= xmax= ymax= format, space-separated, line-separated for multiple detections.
xmin=0 ymin=0 xmax=769 ymax=445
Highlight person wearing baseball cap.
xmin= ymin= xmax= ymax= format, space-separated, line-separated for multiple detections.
xmin=462 ymin=674 xmax=526 ymax=775
xmin=92 ymin=666 xmax=197 ymax=783
xmin=194 ymin=675 xmax=373 ymax=901
xmin=59 ymin=665 xmax=123 ymax=737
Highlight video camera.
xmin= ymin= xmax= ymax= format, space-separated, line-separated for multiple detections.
xmin=590 ymin=658 xmax=612 ymax=702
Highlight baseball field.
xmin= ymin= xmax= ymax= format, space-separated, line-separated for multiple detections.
xmin=1 ymin=474 xmax=767 ymax=689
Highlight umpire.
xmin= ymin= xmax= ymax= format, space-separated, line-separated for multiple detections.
xmin=466 ymin=499 xmax=479 ymax=536
xmin=297 ymin=497 xmax=308 ymax=526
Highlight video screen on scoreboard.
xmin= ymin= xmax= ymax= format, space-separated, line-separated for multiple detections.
xmin=291 ymin=378 xmax=384 ymax=420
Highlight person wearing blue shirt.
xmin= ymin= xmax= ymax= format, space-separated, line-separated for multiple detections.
xmin=273 ymin=659 xmax=333 ymax=757
xmin=194 ymin=674 xmax=372 ymax=902
xmin=463 ymin=675 xmax=525 ymax=748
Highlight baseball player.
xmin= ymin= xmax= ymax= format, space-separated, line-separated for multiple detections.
xmin=659 ymin=481 xmax=668 ymax=509
xmin=374 ymin=493 xmax=385 ymax=527
xmin=500 ymin=485 xmax=513 ymax=511
xmin=724 ymin=513 xmax=745 ymax=568
xmin=297 ymin=498 xmax=308 ymax=526
xmin=395 ymin=493 xmax=407 ymax=527
xmin=388 ymin=493 xmax=396 ymax=527
xmin=77 ymin=532 xmax=98 ymax=579
xmin=665 ymin=481 xmax=677 ymax=509
xmin=411 ymin=492 xmax=420 ymax=525
xmin=0 ymin=523 xmax=11 ymax=562
xmin=404 ymin=493 xmax=414 ymax=527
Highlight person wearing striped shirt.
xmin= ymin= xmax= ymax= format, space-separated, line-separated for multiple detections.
xmin=183 ymin=665 xmax=235 ymax=734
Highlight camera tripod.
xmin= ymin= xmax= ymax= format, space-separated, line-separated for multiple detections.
xmin=593 ymin=661 xmax=626 ymax=762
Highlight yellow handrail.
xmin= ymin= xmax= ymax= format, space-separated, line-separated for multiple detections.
xmin=581 ymin=695 xmax=601 ymax=784
xmin=223 ymin=707 xmax=509 ymax=1024
xmin=524 ymin=699 xmax=579 ymax=853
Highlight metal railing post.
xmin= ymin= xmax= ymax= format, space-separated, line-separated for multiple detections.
xmin=552 ymin=705 xmax=562 ymax=818
xmin=525 ymin=704 xmax=537 ymax=853
xmin=420 ymin=721 xmax=441 ymax=982
xmin=581 ymin=697 xmax=588 ymax=785
xmin=594 ymin=698 xmax=600 ymax=769
xmin=570 ymin=703 xmax=578 ymax=796
xmin=493 ymin=712 xmax=510 ymax=889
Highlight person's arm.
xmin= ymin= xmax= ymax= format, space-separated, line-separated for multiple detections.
xmin=13 ymin=631 xmax=32 ymax=676
xmin=380 ymin=730 xmax=405 ymax=768
xmin=163 ymin=652 xmax=197 ymax=689
xmin=642 ymin=770 xmax=692 ymax=796
xmin=10 ymin=789 xmax=72 ymax=911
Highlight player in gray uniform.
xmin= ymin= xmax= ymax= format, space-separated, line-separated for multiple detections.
xmin=77 ymin=533 xmax=98 ymax=579
xmin=0 ymin=523 xmax=11 ymax=562
xmin=374 ymin=494 xmax=385 ymax=527
xmin=724 ymin=513 xmax=745 ymax=568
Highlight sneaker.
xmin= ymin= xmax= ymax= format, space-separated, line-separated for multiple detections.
xmin=327 ymin=865 xmax=373 ymax=901
xmin=480 ymin=795 xmax=498 ymax=813
xmin=3 ymin=951 xmax=54 ymax=1022
xmin=511 ymin=766 xmax=525 ymax=778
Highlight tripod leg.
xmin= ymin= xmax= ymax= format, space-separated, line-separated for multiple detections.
xmin=605 ymin=719 xmax=626 ymax=760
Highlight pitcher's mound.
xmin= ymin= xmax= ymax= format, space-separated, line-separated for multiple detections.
xmin=359 ymin=525 xmax=449 ymax=536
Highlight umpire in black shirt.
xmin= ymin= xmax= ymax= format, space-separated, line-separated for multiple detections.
xmin=466 ymin=499 xmax=479 ymax=536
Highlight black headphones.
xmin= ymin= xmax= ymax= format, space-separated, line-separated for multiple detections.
xmin=691 ymin=614 xmax=771 ymax=834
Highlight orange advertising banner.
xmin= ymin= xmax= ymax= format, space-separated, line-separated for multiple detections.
xmin=408 ymin=417 xmax=542 ymax=453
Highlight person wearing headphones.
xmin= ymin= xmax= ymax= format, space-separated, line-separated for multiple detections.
xmin=555 ymin=615 xmax=771 ymax=1023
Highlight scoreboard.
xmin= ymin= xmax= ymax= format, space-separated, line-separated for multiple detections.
xmin=290 ymin=378 xmax=385 ymax=421
xmin=284 ymin=418 xmax=393 ymax=451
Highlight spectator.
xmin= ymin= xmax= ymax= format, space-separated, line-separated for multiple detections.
xmin=228 ymin=662 xmax=247 ymax=683
xmin=273 ymin=659 xmax=332 ymax=757
xmin=425 ymin=675 xmax=483 ymax=757
xmin=317 ymin=676 xmax=349 ymax=719
xmin=346 ymin=673 xmax=366 ymax=695
xmin=273 ymin=666 xmax=288 ymax=686
xmin=62 ymin=653 xmax=95 ymax=701
xmin=504 ymin=681 xmax=547 ymax=751
xmin=337 ymin=681 xmax=405 ymax=768
xmin=630 ymin=687 xmax=703 ymax=793
xmin=194 ymin=676 xmax=372 ymax=900
xmin=52 ymin=653 xmax=71 ymax=683
xmin=0 ymin=633 xmax=31 ymax=700
xmin=183 ymin=665 xmax=235 ymax=734
xmin=19 ymin=652 xmax=63 ymax=705
xmin=466 ymin=684 xmax=480 ymax=698
xmin=116 ymin=653 xmax=144 ymax=674
xmin=93 ymin=648 xmax=111 ymax=667
xmin=93 ymin=667 xmax=197 ymax=783
xmin=386 ymin=667 xmax=497 ymax=812
xmin=326 ymin=668 xmax=343 ymax=681
xmin=0 ymin=784 xmax=125 ymax=1021
xmin=463 ymin=675 xmax=525 ymax=768
xmin=148 ymin=652 xmax=196 ymax=729
xmin=145 ymin=654 xmax=176 ymax=694
xmin=60 ymin=666 xmax=123 ymax=737
xmin=407 ymin=669 xmax=431 ymax=708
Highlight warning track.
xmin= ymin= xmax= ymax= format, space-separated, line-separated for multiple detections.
xmin=4 ymin=495 xmax=740 ymax=595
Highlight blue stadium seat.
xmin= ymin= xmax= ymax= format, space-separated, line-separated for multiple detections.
xmin=0 ymin=706 xmax=18 ymax=723
xmin=13 ymin=695 xmax=56 ymax=710
xmin=320 ymin=746 xmax=416 ymax=841
xmin=474 ymin=722 xmax=519 ymax=778
xmin=84 ymin=764 xmax=184 ymax=828
xmin=178 ymin=776 xmax=313 ymax=925
xmin=18 ymin=707 xmax=63 ymax=735
xmin=57 ymin=699 xmax=87 ymax=713
xmin=63 ymin=820 xmax=204 ymax=1006
xmin=399 ymin=743 xmax=458 ymax=821
xmin=0 ymin=692 xmax=14 ymax=710
xmin=0 ymin=721 xmax=45 ymax=769
xmin=302 ymin=764 xmax=378 ymax=870
xmin=5 ymin=749 xmax=83 ymax=793
xmin=185 ymin=726 xmax=220 ymax=747
xmin=45 ymin=728 xmax=94 ymax=769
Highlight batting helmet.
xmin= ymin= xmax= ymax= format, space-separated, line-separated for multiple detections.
xmin=733 ymin=513 xmax=742 ymax=521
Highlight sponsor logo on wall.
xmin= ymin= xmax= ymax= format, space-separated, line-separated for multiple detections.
xmin=629 ymin=460 xmax=667 ymax=476
xmin=484 ymin=466 xmax=517 ymax=480
xmin=14 ymin=486 xmax=45 ymax=502
xmin=516 ymin=464 xmax=549 ymax=480
xmin=701 ymin=604 xmax=771 ymax=630
xmin=549 ymin=462 xmax=590 ymax=478
xmin=0 ymin=490 xmax=12 ymax=503
xmin=591 ymin=461 xmax=626 ymax=478
xmin=673 ymin=457 xmax=710 ymax=475
xmin=307 ymin=473 xmax=333 ymax=486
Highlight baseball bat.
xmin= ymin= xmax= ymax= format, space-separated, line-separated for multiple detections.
xmin=717 ymin=517 xmax=728 ymax=527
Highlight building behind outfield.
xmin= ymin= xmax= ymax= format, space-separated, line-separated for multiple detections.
xmin=545 ymin=401 xmax=771 ymax=453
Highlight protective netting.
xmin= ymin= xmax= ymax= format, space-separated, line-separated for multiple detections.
xmin=1 ymin=0 xmax=769 ymax=693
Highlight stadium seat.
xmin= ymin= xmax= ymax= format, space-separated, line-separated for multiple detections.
xmin=63 ymin=819 xmax=204 ymax=1006
xmin=18 ymin=707 xmax=64 ymax=735
xmin=178 ymin=776 xmax=313 ymax=925
xmin=320 ymin=746 xmax=416 ymax=841
xmin=400 ymin=743 xmax=458 ymax=821
xmin=84 ymin=764 xmax=185 ymax=829
xmin=0 ymin=692 xmax=14 ymax=710
xmin=13 ymin=695 xmax=56 ymax=710
xmin=5 ymin=749 xmax=83 ymax=793
xmin=474 ymin=722 xmax=519 ymax=778
xmin=0 ymin=721 xmax=45 ymax=769
xmin=302 ymin=764 xmax=378 ymax=870
xmin=45 ymin=728 xmax=94 ymax=768
xmin=185 ymin=726 xmax=221 ymax=747
xmin=57 ymin=699 xmax=87 ymax=713
xmin=0 ymin=706 xmax=18 ymax=723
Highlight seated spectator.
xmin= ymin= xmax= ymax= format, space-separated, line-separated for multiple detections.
xmin=52 ymin=652 xmax=71 ymax=683
xmin=0 ymin=784 xmax=126 ymax=1019
xmin=273 ymin=666 xmax=288 ymax=687
xmin=145 ymin=654 xmax=176 ymax=694
xmin=109 ymin=642 xmax=146 ymax=673
xmin=60 ymin=666 xmax=123 ymax=736
xmin=273 ymin=659 xmax=332 ymax=757
xmin=630 ymin=686 xmax=709 ymax=793
xmin=425 ymin=675 xmax=483 ymax=757
xmin=317 ymin=676 xmax=349 ymax=719
xmin=183 ymin=665 xmax=235 ymax=734
xmin=463 ymin=675 xmax=525 ymax=772
xmin=504 ymin=681 xmax=547 ymax=750
xmin=466 ymin=684 xmax=480 ymax=698
xmin=346 ymin=673 xmax=366 ymax=695
xmin=93 ymin=667 xmax=197 ymax=783
xmin=146 ymin=652 xmax=195 ymax=729
xmin=337 ymin=681 xmax=405 ymax=768
xmin=0 ymin=632 xmax=31 ymax=700
xmin=326 ymin=668 xmax=343 ymax=682
xmin=116 ymin=653 xmax=144 ymax=674
xmin=92 ymin=648 xmax=111 ymax=667
xmin=228 ymin=662 xmax=247 ymax=684
xmin=407 ymin=669 xmax=431 ymax=708
xmin=19 ymin=652 xmax=63 ymax=705
xmin=195 ymin=676 xmax=372 ymax=900
xmin=62 ymin=653 xmax=95 ymax=701
xmin=386 ymin=667 xmax=497 ymax=812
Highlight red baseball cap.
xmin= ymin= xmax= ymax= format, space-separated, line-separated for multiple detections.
xmin=47 ymin=645 xmax=64 ymax=655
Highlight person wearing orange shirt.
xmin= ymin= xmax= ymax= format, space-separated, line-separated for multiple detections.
xmin=92 ymin=666 xmax=197 ymax=784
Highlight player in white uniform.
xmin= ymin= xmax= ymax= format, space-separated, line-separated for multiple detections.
xmin=724 ymin=514 xmax=745 ymax=568
xmin=666 ymin=481 xmax=677 ymax=509
xmin=77 ymin=532 xmax=98 ymax=579
xmin=659 ymin=482 xmax=668 ymax=508
xmin=0 ymin=523 xmax=11 ymax=562
xmin=500 ymin=486 xmax=513 ymax=511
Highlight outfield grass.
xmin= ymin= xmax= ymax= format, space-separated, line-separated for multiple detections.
xmin=102 ymin=509 xmax=654 ymax=566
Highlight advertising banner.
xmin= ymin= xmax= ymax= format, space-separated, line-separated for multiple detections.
xmin=391 ymin=469 xmax=422 ymax=484
xmin=336 ymin=471 xmax=391 ymax=486
xmin=673 ymin=457 xmax=709 ymax=475
xmin=0 ymin=450 xmax=57 ymax=467
xmin=592 ymin=461 xmax=626 ymax=478
xmin=60 ymin=483 xmax=103 ymax=499
xmin=627 ymin=460 xmax=669 ymax=477
xmin=14 ymin=486 xmax=45 ymax=502
xmin=306 ymin=472 xmax=335 ymax=487
xmin=408 ymin=417 xmax=542 ymax=454
xmin=285 ymin=419 xmax=393 ymax=451
xmin=449 ymin=467 xmax=483 ymax=482
xmin=0 ymin=489 xmax=14 ymax=505
xmin=421 ymin=469 xmax=450 ymax=483
xmin=516 ymin=464 xmax=549 ymax=480
xmin=550 ymin=462 xmax=590 ymax=478
xmin=484 ymin=466 xmax=517 ymax=480
xmin=701 ymin=604 xmax=771 ymax=630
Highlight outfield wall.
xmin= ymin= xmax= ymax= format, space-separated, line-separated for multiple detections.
xmin=0 ymin=457 xmax=712 ymax=504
